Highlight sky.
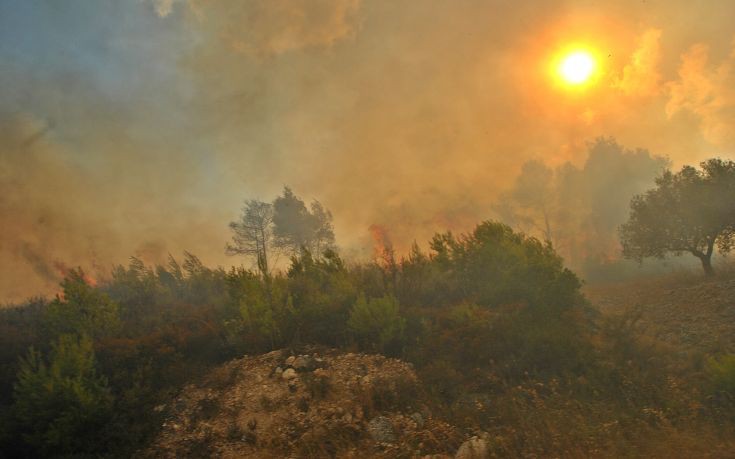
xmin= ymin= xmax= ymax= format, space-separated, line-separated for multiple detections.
xmin=1 ymin=0 xmax=735 ymax=302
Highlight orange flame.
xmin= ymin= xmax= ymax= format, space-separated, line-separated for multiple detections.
xmin=53 ymin=261 xmax=97 ymax=287
xmin=368 ymin=224 xmax=394 ymax=263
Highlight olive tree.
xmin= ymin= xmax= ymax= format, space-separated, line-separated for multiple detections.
xmin=619 ymin=158 xmax=735 ymax=276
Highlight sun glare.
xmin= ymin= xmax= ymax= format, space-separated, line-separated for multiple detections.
xmin=557 ymin=50 xmax=596 ymax=85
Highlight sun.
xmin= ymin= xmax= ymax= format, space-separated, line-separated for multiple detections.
xmin=557 ymin=50 xmax=596 ymax=85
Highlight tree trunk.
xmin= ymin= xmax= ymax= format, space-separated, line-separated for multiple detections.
xmin=700 ymin=255 xmax=714 ymax=277
xmin=692 ymin=239 xmax=716 ymax=277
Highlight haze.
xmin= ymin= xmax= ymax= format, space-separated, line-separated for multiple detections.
xmin=2 ymin=0 xmax=735 ymax=302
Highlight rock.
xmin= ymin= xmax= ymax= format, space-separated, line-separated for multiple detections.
xmin=282 ymin=368 xmax=297 ymax=380
xmin=285 ymin=356 xmax=296 ymax=366
xmin=455 ymin=436 xmax=490 ymax=459
xmin=293 ymin=355 xmax=317 ymax=372
xmin=274 ymin=367 xmax=283 ymax=378
xmin=410 ymin=412 xmax=425 ymax=429
xmin=367 ymin=416 xmax=396 ymax=444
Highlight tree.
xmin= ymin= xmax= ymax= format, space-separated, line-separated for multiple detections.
xmin=496 ymin=138 xmax=668 ymax=269
xmin=44 ymin=269 xmax=119 ymax=339
xmin=428 ymin=222 xmax=582 ymax=309
xmin=620 ymin=158 xmax=735 ymax=276
xmin=12 ymin=334 xmax=113 ymax=456
xmin=496 ymin=160 xmax=556 ymax=242
xmin=272 ymin=186 xmax=336 ymax=257
xmin=227 ymin=199 xmax=274 ymax=277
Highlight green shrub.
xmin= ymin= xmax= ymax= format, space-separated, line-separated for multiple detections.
xmin=348 ymin=295 xmax=405 ymax=353
xmin=707 ymin=354 xmax=735 ymax=398
xmin=12 ymin=334 xmax=113 ymax=456
xmin=44 ymin=268 xmax=119 ymax=339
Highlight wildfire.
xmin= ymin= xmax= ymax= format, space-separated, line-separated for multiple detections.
xmin=53 ymin=261 xmax=97 ymax=286
xmin=368 ymin=224 xmax=395 ymax=265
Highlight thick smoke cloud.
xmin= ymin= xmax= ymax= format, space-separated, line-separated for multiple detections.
xmin=1 ymin=0 xmax=735 ymax=302
xmin=667 ymin=40 xmax=735 ymax=147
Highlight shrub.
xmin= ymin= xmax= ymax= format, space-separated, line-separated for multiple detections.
xmin=12 ymin=334 xmax=113 ymax=456
xmin=707 ymin=354 xmax=735 ymax=398
xmin=348 ymin=295 xmax=405 ymax=353
xmin=44 ymin=269 xmax=119 ymax=339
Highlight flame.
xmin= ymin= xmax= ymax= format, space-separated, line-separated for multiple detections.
xmin=368 ymin=224 xmax=393 ymax=262
xmin=53 ymin=261 xmax=97 ymax=287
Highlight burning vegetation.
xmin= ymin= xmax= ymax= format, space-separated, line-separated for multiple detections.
xmin=2 ymin=171 xmax=735 ymax=456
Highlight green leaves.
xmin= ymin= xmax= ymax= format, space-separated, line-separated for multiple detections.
xmin=43 ymin=268 xmax=119 ymax=339
xmin=620 ymin=158 xmax=735 ymax=275
xmin=13 ymin=334 xmax=112 ymax=456
xmin=348 ymin=295 xmax=405 ymax=353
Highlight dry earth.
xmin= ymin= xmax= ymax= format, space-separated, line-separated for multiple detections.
xmin=141 ymin=347 xmax=468 ymax=458
xmin=586 ymin=273 xmax=735 ymax=354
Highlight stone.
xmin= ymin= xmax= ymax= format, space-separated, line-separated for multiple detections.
xmin=367 ymin=416 xmax=396 ymax=444
xmin=455 ymin=436 xmax=490 ymax=459
xmin=293 ymin=355 xmax=317 ymax=372
xmin=410 ymin=412 xmax=425 ymax=429
xmin=282 ymin=368 xmax=297 ymax=380
xmin=285 ymin=356 xmax=296 ymax=366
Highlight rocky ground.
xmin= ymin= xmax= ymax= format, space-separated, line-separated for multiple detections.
xmin=141 ymin=347 xmax=481 ymax=458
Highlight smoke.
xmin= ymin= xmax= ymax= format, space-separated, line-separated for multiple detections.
xmin=666 ymin=39 xmax=735 ymax=147
xmin=151 ymin=0 xmax=177 ymax=18
xmin=185 ymin=0 xmax=361 ymax=56
xmin=614 ymin=29 xmax=663 ymax=97
xmin=2 ymin=0 xmax=735 ymax=302
xmin=496 ymin=138 xmax=670 ymax=272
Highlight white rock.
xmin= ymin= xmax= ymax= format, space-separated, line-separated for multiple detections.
xmin=282 ymin=368 xmax=297 ymax=380
xmin=455 ymin=436 xmax=490 ymax=459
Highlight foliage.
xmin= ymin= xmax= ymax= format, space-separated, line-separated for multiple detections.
xmin=348 ymin=295 xmax=405 ymax=354
xmin=496 ymin=137 xmax=668 ymax=271
xmin=11 ymin=334 xmax=113 ymax=456
xmin=272 ymin=186 xmax=336 ymax=257
xmin=427 ymin=221 xmax=582 ymax=309
xmin=226 ymin=267 xmax=288 ymax=351
xmin=287 ymin=248 xmax=357 ymax=345
xmin=44 ymin=268 xmax=119 ymax=339
xmin=227 ymin=187 xmax=337 ymax=277
xmin=707 ymin=354 xmax=735 ymax=398
xmin=227 ymin=199 xmax=275 ymax=276
xmin=3 ymin=218 xmax=735 ymax=457
xmin=620 ymin=158 xmax=735 ymax=275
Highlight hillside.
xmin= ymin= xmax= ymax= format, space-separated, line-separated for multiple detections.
xmin=586 ymin=273 xmax=735 ymax=353
xmin=142 ymin=273 xmax=735 ymax=458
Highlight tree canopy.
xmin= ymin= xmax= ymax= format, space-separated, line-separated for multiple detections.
xmin=272 ymin=186 xmax=335 ymax=256
xmin=227 ymin=187 xmax=336 ymax=276
xmin=619 ymin=158 xmax=735 ymax=276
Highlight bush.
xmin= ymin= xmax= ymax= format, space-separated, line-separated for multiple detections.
xmin=348 ymin=295 xmax=405 ymax=353
xmin=707 ymin=354 xmax=735 ymax=398
xmin=11 ymin=334 xmax=113 ymax=456
xmin=44 ymin=268 xmax=119 ymax=339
